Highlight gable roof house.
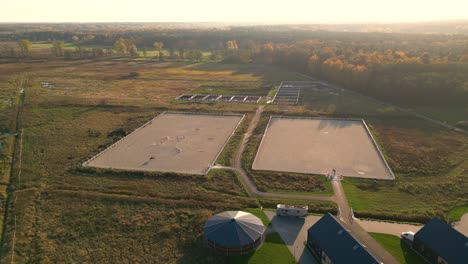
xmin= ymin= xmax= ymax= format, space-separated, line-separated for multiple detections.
xmin=413 ymin=218 xmax=468 ymax=264
xmin=307 ymin=213 xmax=381 ymax=264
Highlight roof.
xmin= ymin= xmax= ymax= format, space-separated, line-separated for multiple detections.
xmin=414 ymin=218 xmax=468 ymax=264
xmin=204 ymin=211 xmax=265 ymax=247
xmin=307 ymin=213 xmax=379 ymax=264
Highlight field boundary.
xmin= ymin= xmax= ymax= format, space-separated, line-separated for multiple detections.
xmin=204 ymin=114 xmax=245 ymax=174
xmin=252 ymin=115 xmax=395 ymax=180
xmin=82 ymin=111 xmax=166 ymax=167
xmin=361 ymin=120 xmax=395 ymax=180
xmin=82 ymin=111 xmax=245 ymax=175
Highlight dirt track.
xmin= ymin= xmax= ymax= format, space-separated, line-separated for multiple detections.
xmin=252 ymin=117 xmax=393 ymax=179
xmin=86 ymin=112 xmax=243 ymax=175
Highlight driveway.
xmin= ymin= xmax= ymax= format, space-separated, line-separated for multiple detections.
xmin=356 ymin=219 xmax=422 ymax=237
xmin=264 ymin=211 xmax=320 ymax=264
xmin=453 ymin=213 xmax=468 ymax=236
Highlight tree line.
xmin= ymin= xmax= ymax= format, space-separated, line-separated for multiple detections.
xmin=1 ymin=27 xmax=467 ymax=106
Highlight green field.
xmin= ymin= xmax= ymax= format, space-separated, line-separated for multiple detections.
xmin=370 ymin=233 xmax=425 ymax=264
xmin=448 ymin=205 xmax=468 ymax=222
xmin=225 ymin=232 xmax=296 ymax=264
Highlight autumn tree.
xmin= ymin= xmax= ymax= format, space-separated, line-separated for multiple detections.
xmin=114 ymin=38 xmax=127 ymax=55
xmin=153 ymin=41 xmax=164 ymax=61
xmin=17 ymin=39 xmax=32 ymax=57
xmin=51 ymin=41 xmax=65 ymax=57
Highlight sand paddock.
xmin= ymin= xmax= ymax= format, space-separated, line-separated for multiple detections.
xmin=85 ymin=112 xmax=243 ymax=175
xmin=252 ymin=117 xmax=394 ymax=179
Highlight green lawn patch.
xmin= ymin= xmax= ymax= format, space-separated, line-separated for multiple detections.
xmin=225 ymin=232 xmax=296 ymax=264
xmin=370 ymin=233 xmax=425 ymax=264
xmin=448 ymin=205 xmax=468 ymax=222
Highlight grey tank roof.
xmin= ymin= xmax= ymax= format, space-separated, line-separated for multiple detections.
xmin=204 ymin=211 xmax=265 ymax=247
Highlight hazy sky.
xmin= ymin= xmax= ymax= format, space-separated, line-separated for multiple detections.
xmin=2 ymin=0 xmax=467 ymax=23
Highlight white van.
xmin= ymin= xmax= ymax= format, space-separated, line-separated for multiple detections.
xmin=276 ymin=204 xmax=308 ymax=217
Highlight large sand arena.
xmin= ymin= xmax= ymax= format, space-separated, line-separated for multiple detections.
xmin=85 ymin=112 xmax=243 ymax=175
xmin=252 ymin=117 xmax=394 ymax=179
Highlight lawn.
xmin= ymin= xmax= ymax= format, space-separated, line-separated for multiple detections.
xmin=225 ymin=232 xmax=296 ymax=264
xmin=448 ymin=205 xmax=468 ymax=222
xmin=370 ymin=233 xmax=425 ymax=264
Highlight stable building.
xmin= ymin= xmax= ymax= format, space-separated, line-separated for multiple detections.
xmin=204 ymin=211 xmax=265 ymax=255
xmin=413 ymin=218 xmax=468 ymax=264
xmin=307 ymin=213 xmax=380 ymax=264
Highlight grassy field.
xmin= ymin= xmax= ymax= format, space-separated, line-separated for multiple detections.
xmin=0 ymin=59 xmax=320 ymax=263
xmin=225 ymin=232 xmax=296 ymax=264
xmin=341 ymin=116 xmax=468 ymax=222
xmin=370 ymin=233 xmax=425 ymax=264
xmin=448 ymin=205 xmax=468 ymax=222
xmin=1 ymin=56 xmax=467 ymax=262
xmin=216 ymin=113 xmax=253 ymax=166
xmin=408 ymin=104 xmax=468 ymax=126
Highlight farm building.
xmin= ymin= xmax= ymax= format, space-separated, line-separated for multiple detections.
xmin=413 ymin=218 xmax=468 ymax=264
xmin=204 ymin=211 xmax=265 ymax=255
xmin=307 ymin=213 xmax=380 ymax=264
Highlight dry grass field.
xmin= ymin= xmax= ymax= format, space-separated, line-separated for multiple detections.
xmin=0 ymin=58 xmax=339 ymax=263
xmin=0 ymin=55 xmax=466 ymax=262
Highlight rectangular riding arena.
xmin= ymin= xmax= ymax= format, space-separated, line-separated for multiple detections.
xmin=84 ymin=112 xmax=244 ymax=175
xmin=252 ymin=116 xmax=394 ymax=180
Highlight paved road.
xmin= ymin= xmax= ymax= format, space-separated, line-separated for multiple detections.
xmin=453 ymin=213 xmax=468 ymax=236
xmin=214 ymin=102 xmax=399 ymax=263
xmin=357 ymin=219 xmax=422 ymax=237
xmin=264 ymin=211 xmax=320 ymax=264
xmin=332 ymin=180 xmax=399 ymax=264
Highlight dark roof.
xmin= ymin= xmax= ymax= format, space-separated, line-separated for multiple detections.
xmin=307 ymin=213 xmax=379 ymax=264
xmin=204 ymin=211 xmax=265 ymax=247
xmin=414 ymin=218 xmax=468 ymax=264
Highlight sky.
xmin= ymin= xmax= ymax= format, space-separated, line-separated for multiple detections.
xmin=2 ymin=0 xmax=467 ymax=23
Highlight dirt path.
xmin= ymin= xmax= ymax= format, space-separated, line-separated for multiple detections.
xmin=227 ymin=105 xmax=334 ymax=201
xmin=1 ymin=84 xmax=26 ymax=264
xmin=219 ymin=102 xmax=399 ymax=263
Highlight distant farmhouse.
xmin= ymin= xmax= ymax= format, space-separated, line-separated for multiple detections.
xmin=307 ymin=213 xmax=380 ymax=264
xmin=413 ymin=218 xmax=468 ymax=264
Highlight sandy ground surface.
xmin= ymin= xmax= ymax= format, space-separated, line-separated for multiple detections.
xmin=453 ymin=213 xmax=468 ymax=236
xmin=86 ymin=112 xmax=243 ymax=175
xmin=264 ymin=211 xmax=320 ymax=264
xmin=357 ymin=214 xmax=468 ymax=237
xmin=356 ymin=219 xmax=422 ymax=237
xmin=252 ymin=117 xmax=393 ymax=179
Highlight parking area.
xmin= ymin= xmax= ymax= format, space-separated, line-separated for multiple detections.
xmin=264 ymin=211 xmax=320 ymax=264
